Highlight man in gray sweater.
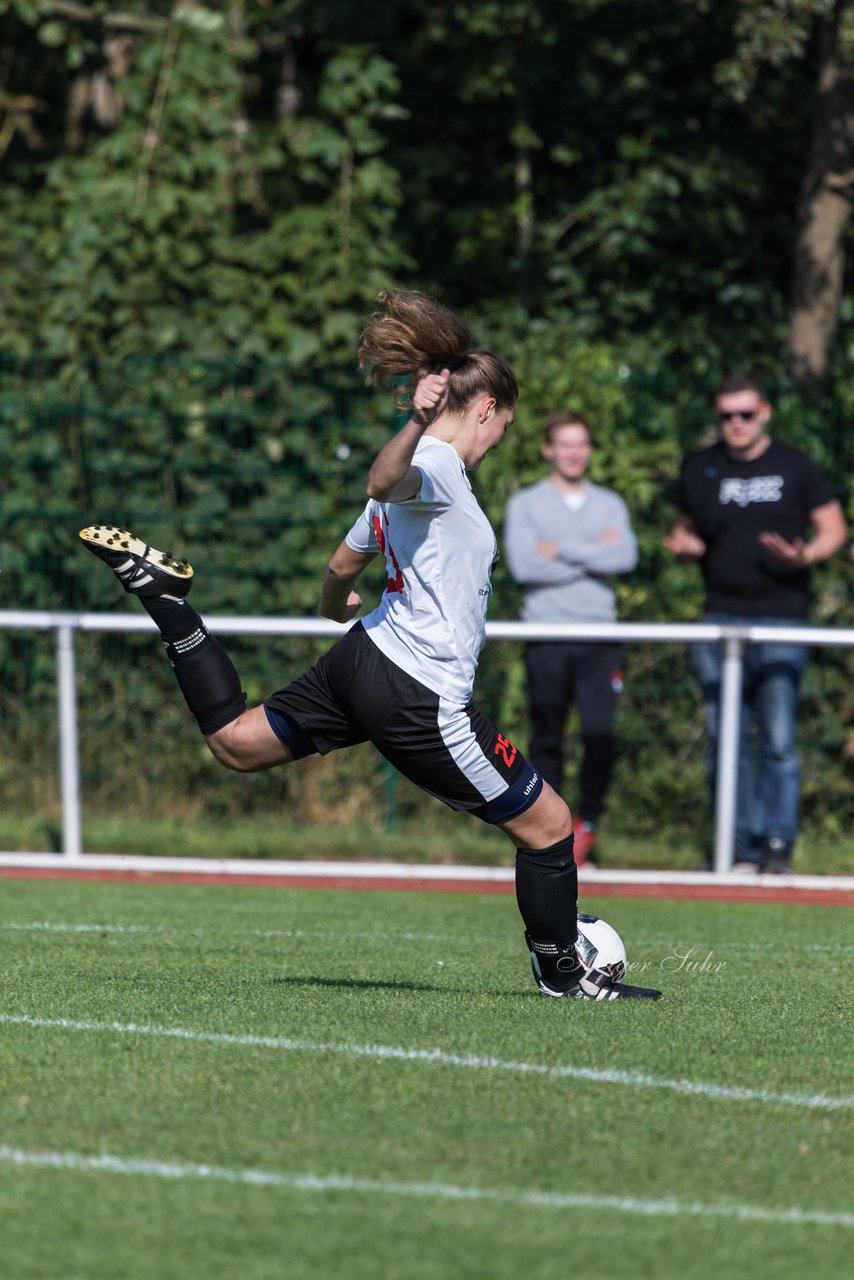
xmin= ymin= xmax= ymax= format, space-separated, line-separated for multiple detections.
xmin=504 ymin=411 xmax=638 ymax=864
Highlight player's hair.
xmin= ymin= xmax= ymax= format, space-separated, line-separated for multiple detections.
xmin=358 ymin=289 xmax=518 ymax=413
xmin=714 ymin=373 xmax=767 ymax=401
xmin=543 ymin=410 xmax=594 ymax=447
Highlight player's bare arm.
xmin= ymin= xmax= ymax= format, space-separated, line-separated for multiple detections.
xmin=319 ymin=544 xmax=377 ymax=622
xmin=759 ymin=499 xmax=848 ymax=568
xmin=366 ymin=369 xmax=450 ymax=502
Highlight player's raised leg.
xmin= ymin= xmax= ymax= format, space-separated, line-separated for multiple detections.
xmin=79 ymin=525 xmax=289 ymax=772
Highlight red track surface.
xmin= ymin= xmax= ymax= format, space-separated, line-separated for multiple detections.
xmin=1 ymin=864 xmax=851 ymax=906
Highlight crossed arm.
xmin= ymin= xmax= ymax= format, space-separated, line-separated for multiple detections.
xmin=505 ymin=497 xmax=637 ymax=584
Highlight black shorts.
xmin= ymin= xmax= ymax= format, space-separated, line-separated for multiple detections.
xmin=264 ymin=623 xmax=542 ymax=825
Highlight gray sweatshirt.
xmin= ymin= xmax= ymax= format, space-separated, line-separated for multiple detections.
xmin=503 ymin=478 xmax=638 ymax=623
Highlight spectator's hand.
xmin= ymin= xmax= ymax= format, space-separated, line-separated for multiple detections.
xmin=536 ymin=539 xmax=559 ymax=558
xmin=663 ymin=527 xmax=706 ymax=560
xmin=597 ymin=528 xmax=621 ymax=544
xmin=411 ymin=369 xmax=450 ymax=427
xmin=759 ymin=532 xmax=811 ymax=568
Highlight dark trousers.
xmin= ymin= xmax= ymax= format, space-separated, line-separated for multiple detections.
xmin=524 ymin=641 xmax=623 ymax=822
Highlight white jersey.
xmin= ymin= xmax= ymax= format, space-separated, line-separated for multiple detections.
xmin=344 ymin=436 xmax=498 ymax=704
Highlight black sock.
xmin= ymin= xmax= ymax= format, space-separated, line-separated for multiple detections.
xmin=516 ymin=834 xmax=581 ymax=991
xmin=139 ymin=594 xmax=201 ymax=644
xmin=140 ymin=596 xmax=247 ymax=735
xmin=515 ymin=833 xmax=578 ymax=944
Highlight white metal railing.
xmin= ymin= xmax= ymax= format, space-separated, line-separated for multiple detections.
xmin=3 ymin=610 xmax=852 ymax=873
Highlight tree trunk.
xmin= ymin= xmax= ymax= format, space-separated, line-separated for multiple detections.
xmin=65 ymin=34 xmax=135 ymax=151
xmin=513 ymin=92 xmax=533 ymax=317
xmin=788 ymin=1 xmax=854 ymax=382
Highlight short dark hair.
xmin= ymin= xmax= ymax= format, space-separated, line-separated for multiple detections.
xmin=714 ymin=373 xmax=767 ymax=401
xmin=543 ymin=411 xmax=594 ymax=447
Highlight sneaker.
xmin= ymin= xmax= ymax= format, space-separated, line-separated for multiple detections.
xmin=572 ymin=818 xmax=598 ymax=867
xmin=526 ymin=934 xmax=662 ymax=1001
xmin=760 ymin=838 xmax=793 ymax=875
xmin=80 ymin=526 xmax=193 ymax=598
xmin=730 ymin=860 xmax=760 ymax=875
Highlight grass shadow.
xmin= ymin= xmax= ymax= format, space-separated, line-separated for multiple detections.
xmin=271 ymin=974 xmax=446 ymax=993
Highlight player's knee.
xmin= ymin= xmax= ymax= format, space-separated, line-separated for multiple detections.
xmin=541 ymin=790 xmax=573 ymax=843
xmin=205 ymin=724 xmax=255 ymax=772
xmin=502 ymin=784 xmax=572 ymax=848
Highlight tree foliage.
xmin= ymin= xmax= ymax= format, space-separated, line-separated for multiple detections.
xmin=1 ymin=0 xmax=853 ymax=372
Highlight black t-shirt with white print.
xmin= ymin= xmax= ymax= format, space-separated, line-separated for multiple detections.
xmin=678 ymin=440 xmax=834 ymax=618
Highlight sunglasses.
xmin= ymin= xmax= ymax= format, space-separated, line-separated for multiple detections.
xmin=717 ymin=409 xmax=758 ymax=423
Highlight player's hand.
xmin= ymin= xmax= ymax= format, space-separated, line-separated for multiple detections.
xmin=322 ymin=591 xmax=363 ymax=624
xmin=411 ymin=369 xmax=450 ymax=427
xmin=341 ymin=591 xmax=363 ymax=621
xmin=663 ymin=528 xmax=706 ymax=560
xmin=759 ymin=532 xmax=811 ymax=568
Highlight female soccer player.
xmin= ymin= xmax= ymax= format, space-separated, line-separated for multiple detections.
xmin=80 ymin=289 xmax=659 ymax=1001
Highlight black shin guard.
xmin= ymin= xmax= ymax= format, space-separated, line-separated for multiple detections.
xmin=171 ymin=635 xmax=247 ymax=735
xmin=140 ymin=597 xmax=246 ymax=735
xmin=515 ymin=834 xmax=578 ymax=943
xmin=516 ymin=834 xmax=582 ymax=991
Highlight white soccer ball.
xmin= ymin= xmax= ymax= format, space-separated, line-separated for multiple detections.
xmin=576 ymin=913 xmax=627 ymax=986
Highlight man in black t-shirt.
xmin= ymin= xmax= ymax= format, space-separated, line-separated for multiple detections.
xmin=664 ymin=374 xmax=847 ymax=873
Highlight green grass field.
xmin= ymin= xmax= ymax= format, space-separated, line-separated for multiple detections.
xmin=0 ymin=878 xmax=851 ymax=1280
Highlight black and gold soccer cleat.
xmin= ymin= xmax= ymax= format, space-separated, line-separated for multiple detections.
xmin=79 ymin=525 xmax=194 ymax=599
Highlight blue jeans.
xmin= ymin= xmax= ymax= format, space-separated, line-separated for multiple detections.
xmin=692 ymin=614 xmax=809 ymax=860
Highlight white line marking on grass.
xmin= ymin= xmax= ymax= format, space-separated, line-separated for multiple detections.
xmin=640 ymin=938 xmax=854 ymax=955
xmin=8 ymin=922 xmax=852 ymax=955
xmin=2 ymin=922 xmax=164 ymax=935
xmin=3 ymin=921 xmax=452 ymax=944
xmin=251 ymin=928 xmax=308 ymax=939
xmin=0 ymin=1144 xmax=850 ymax=1228
xmin=249 ymin=928 xmax=449 ymax=944
xmin=2 ymin=1013 xmax=851 ymax=1113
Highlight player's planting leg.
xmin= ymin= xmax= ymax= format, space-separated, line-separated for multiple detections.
xmin=516 ymin=835 xmax=585 ymax=994
xmin=515 ymin=835 xmax=660 ymax=1000
xmin=80 ymin=525 xmax=247 ymax=737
